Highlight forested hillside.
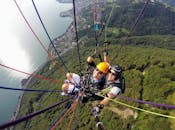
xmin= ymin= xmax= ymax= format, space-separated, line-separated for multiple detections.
xmin=78 ymin=0 xmax=175 ymax=38
xmin=15 ymin=41 xmax=175 ymax=130
xmin=159 ymin=0 xmax=175 ymax=6
xmin=14 ymin=0 xmax=175 ymax=130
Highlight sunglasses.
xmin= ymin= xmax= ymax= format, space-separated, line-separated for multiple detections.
xmin=95 ymin=68 xmax=104 ymax=75
xmin=109 ymin=71 xmax=116 ymax=76
xmin=109 ymin=69 xmax=117 ymax=76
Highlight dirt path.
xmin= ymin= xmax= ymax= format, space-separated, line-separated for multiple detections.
xmin=106 ymin=106 xmax=137 ymax=119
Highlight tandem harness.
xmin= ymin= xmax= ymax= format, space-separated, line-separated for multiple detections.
xmin=80 ymin=76 xmax=106 ymax=103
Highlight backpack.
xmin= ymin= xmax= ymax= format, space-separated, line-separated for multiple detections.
xmin=120 ymin=76 xmax=125 ymax=93
xmin=111 ymin=76 xmax=125 ymax=94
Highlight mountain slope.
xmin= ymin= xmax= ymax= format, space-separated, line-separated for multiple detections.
xmin=14 ymin=35 xmax=175 ymax=130
xmin=159 ymin=0 xmax=175 ymax=6
xmin=78 ymin=0 xmax=175 ymax=38
xmin=14 ymin=0 xmax=175 ymax=130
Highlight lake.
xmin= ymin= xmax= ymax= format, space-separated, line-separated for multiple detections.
xmin=0 ymin=0 xmax=72 ymax=123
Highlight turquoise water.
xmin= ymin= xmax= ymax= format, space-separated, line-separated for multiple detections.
xmin=0 ymin=0 xmax=72 ymax=123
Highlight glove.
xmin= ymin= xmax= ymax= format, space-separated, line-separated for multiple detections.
xmin=91 ymin=106 xmax=100 ymax=116
xmin=80 ymin=95 xmax=88 ymax=103
xmin=91 ymin=104 xmax=104 ymax=116
xmin=87 ymin=61 xmax=96 ymax=67
xmin=97 ymin=104 xmax=104 ymax=109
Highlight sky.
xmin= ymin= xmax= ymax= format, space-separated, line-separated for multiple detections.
xmin=0 ymin=0 xmax=33 ymax=78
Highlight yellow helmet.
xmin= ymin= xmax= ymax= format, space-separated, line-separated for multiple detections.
xmin=96 ymin=62 xmax=109 ymax=74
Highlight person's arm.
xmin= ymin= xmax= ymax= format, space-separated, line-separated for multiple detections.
xmin=99 ymin=93 xmax=115 ymax=106
xmin=104 ymin=55 xmax=110 ymax=63
xmin=91 ymin=93 xmax=114 ymax=115
xmin=66 ymin=73 xmax=72 ymax=81
xmin=103 ymin=50 xmax=110 ymax=63
xmin=100 ymin=85 xmax=121 ymax=106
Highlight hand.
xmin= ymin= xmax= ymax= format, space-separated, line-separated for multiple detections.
xmin=103 ymin=50 xmax=108 ymax=56
xmin=91 ymin=106 xmax=100 ymax=116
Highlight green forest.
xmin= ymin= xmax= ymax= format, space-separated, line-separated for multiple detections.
xmin=15 ymin=1 xmax=175 ymax=130
xmin=78 ymin=0 xmax=175 ymax=37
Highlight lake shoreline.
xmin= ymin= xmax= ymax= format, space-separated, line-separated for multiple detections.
xmin=11 ymin=0 xmax=92 ymax=128
xmin=49 ymin=0 xmax=93 ymax=56
xmin=11 ymin=7 xmax=74 ymax=129
xmin=10 ymin=59 xmax=50 ymax=130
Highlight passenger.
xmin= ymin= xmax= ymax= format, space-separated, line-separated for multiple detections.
xmin=61 ymin=73 xmax=80 ymax=96
xmin=92 ymin=65 xmax=125 ymax=114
